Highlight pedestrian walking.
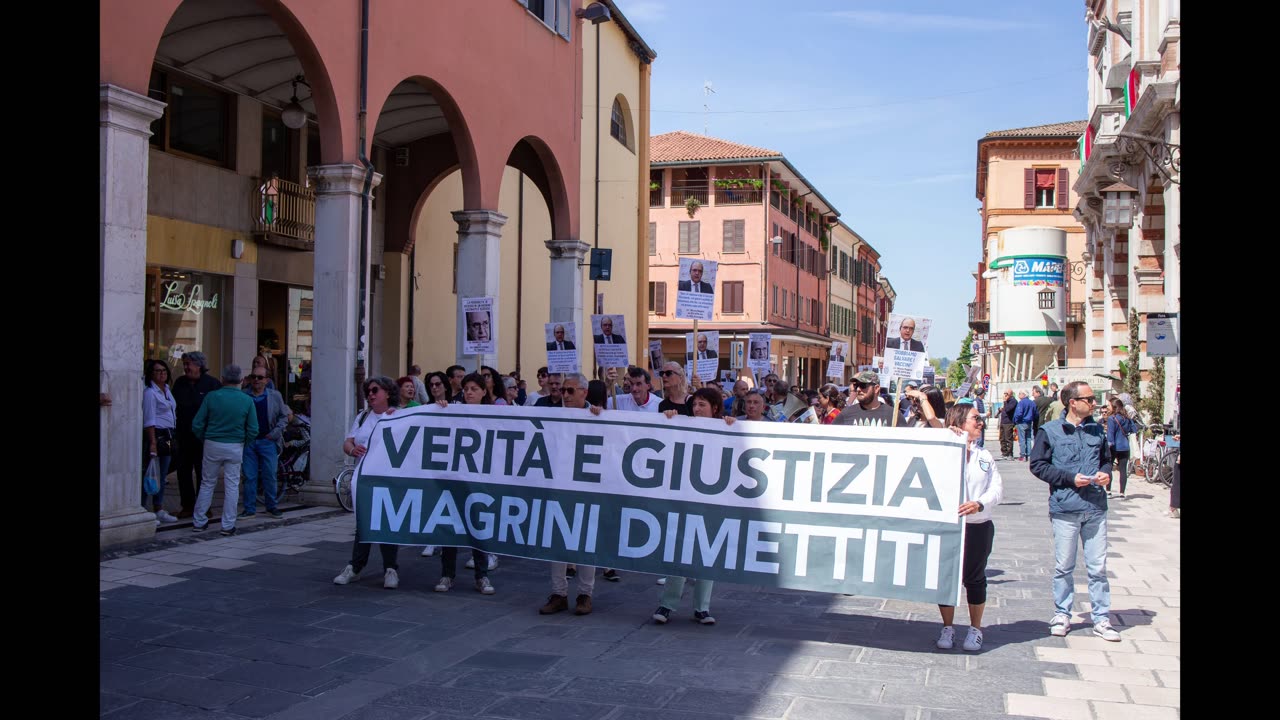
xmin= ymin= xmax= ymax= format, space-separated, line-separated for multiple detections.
xmin=240 ymin=366 xmax=290 ymax=520
xmin=142 ymin=359 xmax=179 ymax=524
xmin=998 ymin=389 xmax=1017 ymax=460
xmin=191 ymin=365 xmax=258 ymax=536
xmin=1013 ymin=390 xmax=1036 ymax=461
xmin=334 ymin=376 xmax=403 ymax=588
xmin=1104 ymin=398 xmax=1136 ymax=499
xmin=1029 ymin=381 xmax=1121 ymax=641
xmin=936 ymin=403 xmax=1003 ymax=652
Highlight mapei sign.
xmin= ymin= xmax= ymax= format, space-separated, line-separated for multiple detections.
xmin=1011 ymin=257 xmax=1065 ymax=287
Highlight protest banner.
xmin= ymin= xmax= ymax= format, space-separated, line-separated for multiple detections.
xmin=591 ymin=314 xmax=629 ymax=368
xmin=884 ymin=348 xmax=926 ymax=383
xmin=544 ymin=322 xmax=579 ymax=374
xmin=462 ymin=297 xmax=495 ymax=356
xmin=675 ymin=258 xmax=718 ymax=321
xmin=353 ymin=405 xmax=967 ymax=604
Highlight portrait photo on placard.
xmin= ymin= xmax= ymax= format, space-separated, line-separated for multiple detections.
xmin=674 ymin=258 xmax=718 ymax=321
xmin=591 ymin=314 xmax=628 ymax=368
xmin=883 ymin=313 xmax=932 ymax=355
xmin=461 ymin=296 xmax=495 ymax=355
xmin=684 ymin=330 xmax=720 ymax=381
xmin=544 ymin=321 xmax=579 ymax=374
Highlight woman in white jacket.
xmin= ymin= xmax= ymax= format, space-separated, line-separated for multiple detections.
xmin=936 ymin=401 xmax=1003 ymax=652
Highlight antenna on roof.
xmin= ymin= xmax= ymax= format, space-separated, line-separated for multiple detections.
xmin=703 ymin=81 xmax=715 ymax=135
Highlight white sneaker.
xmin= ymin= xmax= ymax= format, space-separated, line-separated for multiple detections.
xmin=936 ymin=625 xmax=955 ymax=650
xmin=421 ymin=546 xmax=437 ymax=557
xmin=156 ymin=510 xmax=179 ymax=523
xmin=1049 ymin=612 xmax=1070 ymax=637
xmin=656 ymin=577 xmax=667 ymax=585
xmin=465 ymin=556 xmax=476 ymax=569
xmin=486 ymin=554 xmax=499 ymax=571
xmin=434 ymin=577 xmax=453 ymax=592
xmin=963 ymin=626 xmax=984 ymax=652
xmin=383 ymin=568 xmax=399 ymax=590
xmin=1092 ymin=619 xmax=1121 ymax=642
xmin=333 ymin=565 xmax=359 ymax=585
xmin=475 ymin=577 xmax=495 ymax=595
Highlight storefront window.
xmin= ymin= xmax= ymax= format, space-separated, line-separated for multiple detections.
xmin=145 ymin=269 xmax=227 ymax=372
xmin=285 ymin=287 xmax=314 ymax=407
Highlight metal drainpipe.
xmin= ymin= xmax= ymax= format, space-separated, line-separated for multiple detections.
xmin=354 ymin=0 xmax=374 ymax=410
xmin=591 ymin=20 xmax=602 ymax=378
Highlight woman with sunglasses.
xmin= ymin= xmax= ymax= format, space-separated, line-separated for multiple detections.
xmin=333 ymin=376 xmax=403 ymax=589
xmin=654 ymin=387 xmax=736 ymax=625
xmin=143 ymin=359 xmax=180 ymax=524
xmin=936 ymin=402 xmax=1003 ymax=652
xmin=423 ymin=371 xmax=452 ymax=407
xmin=657 ymin=362 xmax=694 ymax=416
xmin=435 ymin=372 xmax=498 ymax=593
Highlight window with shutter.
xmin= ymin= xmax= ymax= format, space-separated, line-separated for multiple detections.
xmin=1024 ymin=167 xmax=1035 ymax=209
xmin=678 ymin=221 xmax=700 ymax=254
xmin=1056 ymin=167 xmax=1069 ymax=209
xmin=648 ymin=222 xmax=656 ymax=256
xmin=722 ymin=281 xmax=744 ymax=313
xmin=1035 ymin=169 xmax=1056 ymax=207
xmin=656 ymin=282 xmax=667 ymax=314
xmin=722 ymin=219 xmax=745 ymax=253
xmin=772 ymin=285 xmax=777 ymax=315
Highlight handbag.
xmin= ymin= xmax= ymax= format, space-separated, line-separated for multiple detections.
xmin=155 ymin=429 xmax=175 ymax=457
xmin=143 ymin=457 xmax=161 ymax=497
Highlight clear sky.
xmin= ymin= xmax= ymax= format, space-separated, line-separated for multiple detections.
xmin=619 ymin=0 xmax=1088 ymax=360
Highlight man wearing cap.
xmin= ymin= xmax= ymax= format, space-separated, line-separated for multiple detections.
xmin=831 ymin=371 xmax=897 ymax=427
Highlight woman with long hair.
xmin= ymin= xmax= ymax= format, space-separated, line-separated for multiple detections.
xmin=654 ymin=386 xmax=735 ymax=625
xmin=423 ymin=371 xmax=452 ymax=407
xmin=480 ymin=365 xmax=506 ymax=405
xmin=818 ymin=383 xmax=844 ymax=424
xmin=904 ymin=384 xmax=946 ymax=428
xmin=435 ymin=372 xmax=498 ymax=593
xmin=658 ymin=362 xmax=693 ymax=416
xmin=143 ymin=359 xmax=180 ymax=524
xmin=1104 ymin=397 xmax=1136 ymax=499
xmin=936 ymin=402 xmax=1003 ymax=652
xmin=333 ymin=376 xmax=402 ymax=589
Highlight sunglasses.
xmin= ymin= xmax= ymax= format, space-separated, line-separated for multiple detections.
xmin=251 ymin=374 xmax=268 ymax=380
xmin=1073 ymin=396 xmax=1097 ymax=404
xmin=659 ymin=370 xmax=680 ymax=377
xmin=365 ymin=386 xmax=383 ymax=395
xmin=853 ymin=381 xmax=872 ymax=389
xmin=429 ymin=381 xmax=444 ymax=387
xmin=561 ymin=387 xmax=580 ymax=395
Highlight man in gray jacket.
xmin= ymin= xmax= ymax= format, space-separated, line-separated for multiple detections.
xmin=241 ymin=365 xmax=291 ymax=519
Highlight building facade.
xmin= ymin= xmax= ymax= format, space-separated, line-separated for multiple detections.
xmin=827 ymin=223 xmax=858 ymax=381
xmin=100 ymin=0 xmax=651 ymax=548
xmin=646 ymin=132 xmax=842 ymax=391
xmin=1072 ymin=0 xmax=1180 ymax=418
xmin=970 ymin=121 xmax=1089 ymax=385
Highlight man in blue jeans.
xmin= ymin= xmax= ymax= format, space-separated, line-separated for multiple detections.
xmin=240 ymin=367 xmax=290 ymax=519
xmin=1030 ymin=380 xmax=1120 ymax=642
xmin=1012 ymin=389 xmax=1037 ymax=461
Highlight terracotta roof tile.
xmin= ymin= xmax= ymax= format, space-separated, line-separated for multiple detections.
xmin=651 ymin=131 xmax=781 ymax=163
xmin=984 ymin=120 xmax=1088 ymax=138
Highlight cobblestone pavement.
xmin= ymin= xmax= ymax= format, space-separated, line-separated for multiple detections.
xmin=101 ymin=457 xmax=1179 ymax=719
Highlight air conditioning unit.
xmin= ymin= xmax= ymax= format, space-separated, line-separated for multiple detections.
xmin=395 ymin=147 xmax=410 ymax=167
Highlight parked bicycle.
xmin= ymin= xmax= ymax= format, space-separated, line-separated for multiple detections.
xmin=334 ymin=460 xmax=355 ymax=512
xmin=1128 ymin=422 xmax=1178 ymax=488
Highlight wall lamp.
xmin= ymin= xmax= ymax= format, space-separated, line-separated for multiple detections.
xmin=282 ymin=75 xmax=311 ymax=130
xmin=576 ymin=2 xmax=611 ymax=24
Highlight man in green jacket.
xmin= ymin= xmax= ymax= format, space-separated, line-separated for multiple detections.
xmin=191 ymin=365 xmax=258 ymax=536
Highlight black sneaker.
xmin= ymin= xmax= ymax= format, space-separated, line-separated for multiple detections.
xmin=693 ymin=611 xmax=716 ymax=625
xmin=603 ymin=569 xmax=620 ymax=582
xmin=191 ymin=524 xmax=208 ymax=533
xmin=220 ymin=527 xmax=237 ymax=537
xmin=269 ymin=509 xmax=284 ymax=519
xmin=237 ymin=511 xmax=256 ymax=519
xmin=652 ymin=606 xmax=672 ymax=624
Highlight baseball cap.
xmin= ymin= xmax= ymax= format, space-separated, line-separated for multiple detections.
xmin=853 ymin=370 xmax=879 ymax=385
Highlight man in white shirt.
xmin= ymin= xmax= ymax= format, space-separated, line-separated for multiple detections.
xmin=607 ymin=367 xmax=662 ymax=412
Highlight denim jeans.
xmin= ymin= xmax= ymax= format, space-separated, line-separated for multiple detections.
xmin=241 ymin=439 xmax=279 ymax=514
xmin=194 ymin=440 xmax=243 ymax=531
xmin=659 ymin=577 xmax=714 ymax=613
xmin=1016 ymin=423 xmax=1033 ymax=458
xmin=1050 ymin=510 xmax=1111 ymax=624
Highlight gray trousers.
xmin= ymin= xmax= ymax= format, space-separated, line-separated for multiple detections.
xmin=550 ymin=562 xmax=597 ymax=597
xmin=194 ymin=440 xmax=243 ymax=531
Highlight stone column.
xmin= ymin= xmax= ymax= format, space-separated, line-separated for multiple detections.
xmin=304 ymin=164 xmax=382 ymax=506
xmin=453 ymin=210 xmax=508 ymax=369
xmin=545 ymin=237 xmax=589 ymax=331
xmin=100 ymin=85 xmax=166 ymax=549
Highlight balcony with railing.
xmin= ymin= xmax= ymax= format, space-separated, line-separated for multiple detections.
xmin=252 ymin=176 xmax=315 ymax=250
xmin=713 ymin=180 xmax=764 ymax=206
xmin=670 ymin=181 xmax=709 ymax=207
xmin=968 ymin=301 xmax=990 ymax=326
xmin=650 ymin=184 xmax=664 ymax=208
xmin=1067 ymin=302 xmax=1085 ymax=324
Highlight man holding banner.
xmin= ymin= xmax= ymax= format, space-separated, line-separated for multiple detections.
xmin=539 ymin=373 xmax=601 ymax=616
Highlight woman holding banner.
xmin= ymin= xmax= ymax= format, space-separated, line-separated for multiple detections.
xmin=435 ymin=373 xmax=498 ymax=593
xmin=654 ymin=387 xmax=736 ymax=625
xmin=333 ymin=376 xmax=403 ymax=589
xmin=936 ymin=402 xmax=1003 ymax=652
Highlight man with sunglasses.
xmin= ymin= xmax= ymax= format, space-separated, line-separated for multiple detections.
xmin=831 ymin=371 xmax=897 ymax=427
xmin=240 ymin=366 xmax=291 ymax=520
xmin=1029 ymin=381 xmax=1120 ymax=642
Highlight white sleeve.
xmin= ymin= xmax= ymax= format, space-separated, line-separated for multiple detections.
xmin=977 ymin=454 xmax=1004 ymax=508
xmin=346 ymin=415 xmax=363 ymax=441
xmin=142 ymin=388 xmax=157 ymax=428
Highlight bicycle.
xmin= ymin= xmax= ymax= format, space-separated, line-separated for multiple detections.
xmin=334 ymin=460 xmax=356 ymax=512
xmin=1128 ymin=422 xmax=1177 ymax=487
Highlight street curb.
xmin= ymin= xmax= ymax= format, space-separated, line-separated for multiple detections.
xmin=99 ymin=506 xmax=351 ymax=562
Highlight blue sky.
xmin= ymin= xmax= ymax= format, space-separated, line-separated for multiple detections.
xmin=620 ymin=0 xmax=1087 ymax=359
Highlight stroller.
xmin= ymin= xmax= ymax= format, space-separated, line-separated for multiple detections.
xmin=277 ymin=413 xmax=311 ymax=497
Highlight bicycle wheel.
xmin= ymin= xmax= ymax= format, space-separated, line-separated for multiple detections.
xmin=335 ymin=467 xmax=355 ymax=512
xmin=1127 ymin=456 xmax=1141 ymax=479
xmin=1156 ymin=452 xmax=1176 ymax=489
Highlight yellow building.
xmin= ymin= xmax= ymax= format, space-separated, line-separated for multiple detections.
xmin=410 ymin=1 xmax=656 ymax=380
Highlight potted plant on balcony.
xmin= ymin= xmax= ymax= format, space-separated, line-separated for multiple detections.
xmin=685 ymin=196 xmax=702 ymax=218
xmin=649 ymin=181 xmax=660 ymax=191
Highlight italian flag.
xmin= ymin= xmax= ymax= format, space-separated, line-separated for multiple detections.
xmin=1124 ymin=67 xmax=1140 ymax=118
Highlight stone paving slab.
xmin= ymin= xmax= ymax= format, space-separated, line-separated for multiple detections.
xmin=102 ymin=454 xmax=1178 ymax=719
